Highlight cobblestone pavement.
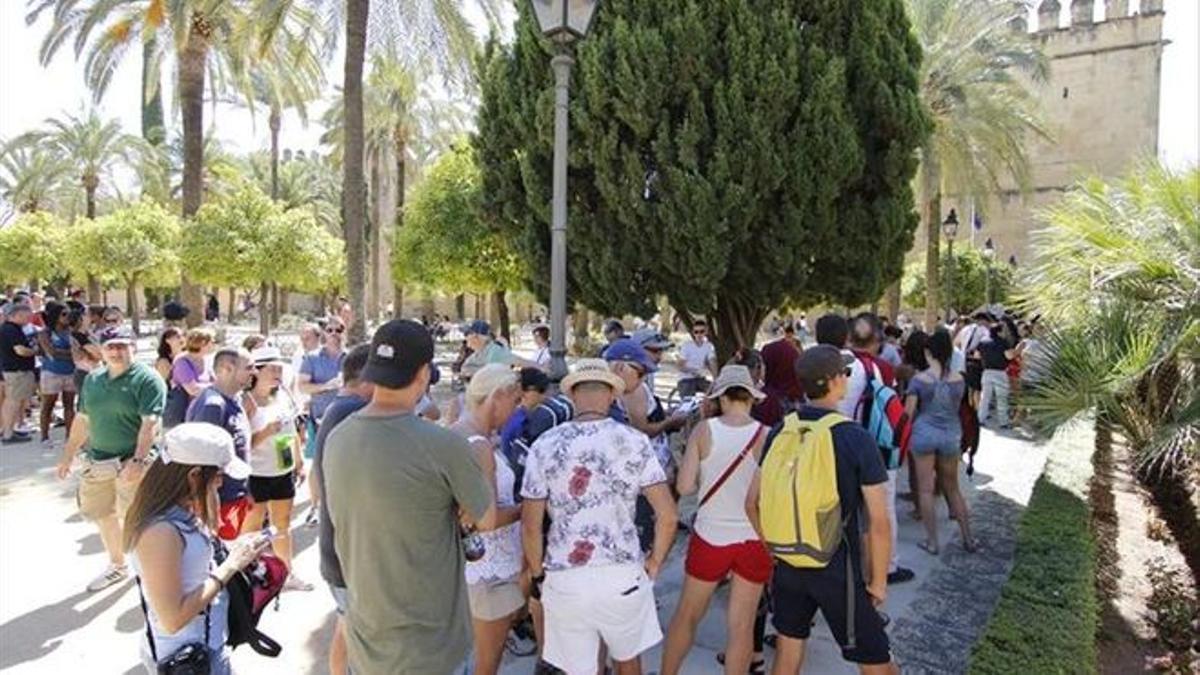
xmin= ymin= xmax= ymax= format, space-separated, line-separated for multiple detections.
xmin=0 ymin=334 xmax=1052 ymax=674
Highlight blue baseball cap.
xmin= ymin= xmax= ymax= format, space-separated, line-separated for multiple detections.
xmin=603 ymin=338 xmax=658 ymax=373
xmin=464 ymin=319 xmax=491 ymax=336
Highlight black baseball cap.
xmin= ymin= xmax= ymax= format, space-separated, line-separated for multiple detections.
xmin=520 ymin=367 xmax=550 ymax=392
xmin=794 ymin=344 xmax=854 ymax=396
xmin=362 ymin=319 xmax=434 ymax=389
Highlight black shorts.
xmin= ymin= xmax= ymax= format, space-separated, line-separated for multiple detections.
xmin=770 ymin=556 xmax=891 ymax=665
xmin=965 ymin=360 xmax=984 ymax=392
xmin=249 ymin=473 xmax=296 ymax=502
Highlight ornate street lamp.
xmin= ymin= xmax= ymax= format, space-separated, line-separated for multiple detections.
xmin=941 ymin=209 xmax=959 ymax=321
xmin=531 ymin=0 xmax=601 ymax=381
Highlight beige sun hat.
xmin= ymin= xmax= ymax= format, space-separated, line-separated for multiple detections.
xmin=707 ymin=364 xmax=766 ymax=401
xmin=561 ymin=358 xmax=626 ymax=393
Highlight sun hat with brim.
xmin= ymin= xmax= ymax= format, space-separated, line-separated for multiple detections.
xmin=99 ymin=326 xmax=136 ymax=345
xmin=250 ymin=346 xmax=288 ymax=366
xmin=561 ymin=358 xmax=626 ymax=393
xmin=708 ymin=364 xmax=766 ymax=401
xmin=160 ymin=422 xmax=251 ymax=480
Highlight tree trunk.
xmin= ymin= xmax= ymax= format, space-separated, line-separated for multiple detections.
xmin=921 ymin=149 xmax=942 ymax=331
xmin=473 ymin=294 xmax=482 ymax=320
xmin=179 ymin=23 xmax=209 ymax=328
xmin=227 ymin=287 xmax=236 ymax=322
xmin=341 ymin=0 xmax=370 ymax=344
xmin=368 ymin=151 xmax=383 ymax=322
xmin=126 ymin=276 xmax=141 ymax=336
xmin=493 ymin=291 xmax=511 ymax=344
xmin=884 ymin=280 xmax=901 ymax=322
xmin=280 ymin=289 xmax=290 ymax=315
xmin=141 ymin=37 xmax=165 ymax=146
xmin=392 ymin=127 xmax=407 ymax=321
xmin=572 ymin=307 xmax=590 ymax=356
xmin=85 ymin=185 xmax=97 ymax=220
xmin=86 ymin=274 xmax=100 ymax=301
xmin=392 ymin=285 xmax=404 ymax=317
xmin=269 ymin=105 xmax=281 ymax=200
xmin=270 ymin=282 xmax=280 ymax=328
xmin=421 ymin=289 xmax=436 ymax=321
xmin=710 ymin=296 xmax=768 ymax=366
xmin=454 ymin=294 xmax=465 ymax=321
xmin=258 ymin=281 xmax=270 ymax=336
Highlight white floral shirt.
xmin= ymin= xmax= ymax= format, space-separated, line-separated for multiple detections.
xmin=522 ymin=418 xmax=666 ymax=571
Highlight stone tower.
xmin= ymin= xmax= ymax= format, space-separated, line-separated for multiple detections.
xmin=939 ymin=1 xmax=1167 ymax=264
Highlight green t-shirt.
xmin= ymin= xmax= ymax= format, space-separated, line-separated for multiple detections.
xmin=462 ymin=339 xmax=517 ymax=371
xmin=324 ymin=411 xmax=490 ymax=675
xmin=79 ymin=362 xmax=167 ymax=460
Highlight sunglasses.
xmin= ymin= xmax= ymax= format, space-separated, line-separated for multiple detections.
xmin=693 ymin=330 xmax=706 ymax=336
xmin=326 ymin=326 xmax=345 ymax=334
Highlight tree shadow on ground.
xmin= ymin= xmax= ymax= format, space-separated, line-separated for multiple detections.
xmin=76 ymin=532 xmax=103 ymax=556
xmin=0 ymin=581 xmax=133 ymax=669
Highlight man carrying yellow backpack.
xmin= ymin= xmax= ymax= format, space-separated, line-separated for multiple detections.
xmin=746 ymin=345 xmax=898 ymax=674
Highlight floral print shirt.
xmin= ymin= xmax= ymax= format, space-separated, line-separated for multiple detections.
xmin=522 ymin=418 xmax=666 ymax=571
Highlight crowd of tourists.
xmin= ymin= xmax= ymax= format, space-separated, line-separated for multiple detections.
xmin=0 ymin=285 xmax=1044 ymax=674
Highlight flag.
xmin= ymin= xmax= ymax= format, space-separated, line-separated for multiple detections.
xmin=973 ymin=212 xmax=984 ymax=231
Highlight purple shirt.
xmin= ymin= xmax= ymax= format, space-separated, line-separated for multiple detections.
xmin=171 ymin=354 xmax=212 ymax=389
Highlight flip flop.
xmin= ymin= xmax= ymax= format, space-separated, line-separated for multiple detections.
xmin=917 ymin=540 xmax=939 ymax=555
xmin=716 ymin=653 xmax=767 ymax=674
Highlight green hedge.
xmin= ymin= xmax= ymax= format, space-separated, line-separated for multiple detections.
xmin=969 ymin=422 xmax=1099 ymax=674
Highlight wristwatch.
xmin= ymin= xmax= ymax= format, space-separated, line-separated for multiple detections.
xmin=531 ymin=573 xmax=546 ymax=600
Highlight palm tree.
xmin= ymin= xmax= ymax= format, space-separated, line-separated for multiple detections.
xmin=0 ymin=140 xmax=74 ymax=216
xmin=907 ymin=0 xmax=1050 ymax=328
xmin=1021 ymin=163 xmax=1198 ymax=473
xmin=31 ymin=0 xmax=325 ymax=324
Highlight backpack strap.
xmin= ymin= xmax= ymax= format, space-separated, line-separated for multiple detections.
xmin=698 ymin=423 xmax=764 ymax=508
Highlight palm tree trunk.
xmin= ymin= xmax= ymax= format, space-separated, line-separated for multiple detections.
xmin=341 ymin=0 xmax=370 ymax=344
xmin=269 ymin=105 xmax=281 ymax=200
xmin=85 ymin=184 xmax=97 ymax=220
xmin=141 ymin=37 xmax=165 ymax=146
xmin=368 ymin=151 xmax=383 ymax=322
xmin=921 ymin=149 xmax=942 ymax=330
xmin=179 ymin=24 xmax=209 ymax=328
xmin=393 ymin=127 xmax=407 ymax=322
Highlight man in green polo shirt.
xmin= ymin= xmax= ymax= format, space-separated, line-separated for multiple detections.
xmin=56 ymin=326 xmax=166 ymax=592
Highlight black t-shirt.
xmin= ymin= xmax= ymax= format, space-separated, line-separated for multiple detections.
xmin=979 ymin=334 xmax=1011 ymax=371
xmin=0 ymin=322 xmax=34 ymax=372
xmin=762 ymin=405 xmax=888 ymax=567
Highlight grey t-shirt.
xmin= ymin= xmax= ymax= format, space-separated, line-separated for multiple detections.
xmin=323 ymin=411 xmax=491 ymax=675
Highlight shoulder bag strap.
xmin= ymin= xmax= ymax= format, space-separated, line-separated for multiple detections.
xmin=135 ymin=576 xmax=159 ymax=663
xmin=698 ymin=423 xmax=765 ymax=508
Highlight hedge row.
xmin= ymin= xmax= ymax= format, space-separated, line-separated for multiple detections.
xmin=969 ymin=422 xmax=1099 ymax=674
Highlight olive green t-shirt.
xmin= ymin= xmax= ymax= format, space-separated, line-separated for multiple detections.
xmin=79 ymin=362 xmax=166 ymax=460
xmin=324 ymin=411 xmax=491 ymax=675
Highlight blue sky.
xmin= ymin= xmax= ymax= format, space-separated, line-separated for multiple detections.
xmin=1 ymin=0 xmax=1196 ymax=170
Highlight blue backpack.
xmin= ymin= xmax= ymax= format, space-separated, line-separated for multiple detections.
xmin=855 ymin=356 xmax=912 ymax=470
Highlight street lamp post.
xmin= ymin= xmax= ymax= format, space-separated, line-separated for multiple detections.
xmin=941 ymin=209 xmax=959 ymax=323
xmin=982 ymin=237 xmax=996 ymax=305
xmin=531 ymin=0 xmax=600 ymax=382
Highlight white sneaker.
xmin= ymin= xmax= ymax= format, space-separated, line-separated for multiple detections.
xmin=87 ymin=563 xmax=129 ymax=592
xmin=283 ymin=574 xmax=314 ymax=592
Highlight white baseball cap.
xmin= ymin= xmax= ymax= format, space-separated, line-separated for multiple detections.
xmin=160 ymin=422 xmax=251 ymax=480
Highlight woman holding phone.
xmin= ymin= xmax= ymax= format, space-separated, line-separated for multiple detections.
xmin=242 ymin=346 xmax=311 ymax=591
xmin=125 ymin=422 xmax=270 ymax=674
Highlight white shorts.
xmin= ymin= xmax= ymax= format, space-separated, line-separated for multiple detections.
xmin=542 ymin=564 xmax=662 ymax=675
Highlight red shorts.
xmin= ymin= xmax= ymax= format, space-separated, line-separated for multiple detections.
xmin=218 ymin=496 xmax=253 ymax=541
xmin=684 ymin=533 xmax=773 ymax=585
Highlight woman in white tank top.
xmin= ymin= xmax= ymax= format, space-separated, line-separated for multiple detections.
xmin=661 ymin=365 xmax=773 ymax=675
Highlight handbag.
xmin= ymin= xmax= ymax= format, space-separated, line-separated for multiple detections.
xmin=136 ymin=577 xmax=212 ymax=675
xmin=221 ymin=548 xmax=286 ymax=657
xmin=698 ymin=423 xmax=765 ymax=508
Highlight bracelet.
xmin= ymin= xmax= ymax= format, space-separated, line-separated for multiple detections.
xmin=208 ymin=572 xmax=226 ymax=589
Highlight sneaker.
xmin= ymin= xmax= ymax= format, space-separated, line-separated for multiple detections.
xmin=283 ymin=574 xmax=314 ymax=592
xmin=87 ymin=563 xmax=129 ymax=592
xmin=887 ymin=567 xmax=916 ymax=585
xmin=1 ymin=435 xmax=31 ymax=445
xmin=304 ymin=507 xmax=319 ymax=527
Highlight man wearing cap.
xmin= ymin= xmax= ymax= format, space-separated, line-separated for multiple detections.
xmin=632 ymin=328 xmax=675 ymax=392
xmin=462 ymin=320 xmax=542 ymax=372
xmin=0 ymin=303 xmax=37 ymax=444
xmin=56 ymin=326 xmax=167 ymax=592
xmin=521 ymin=358 xmax=678 ymax=675
xmin=187 ymin=347 xmax=255 ymax=540
xmin=745 ymin=345 xmax=897 ymax=674
xmin=324 ymin=319 xmax=497 ymax=674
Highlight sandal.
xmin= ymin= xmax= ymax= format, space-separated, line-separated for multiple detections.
xmin=917 ymin=540 xmax=939 ymax=555
xmin=716 ymin=652 xmax=767 ymax=673
xmin=962 ymin=538 xmax=981 ymax=553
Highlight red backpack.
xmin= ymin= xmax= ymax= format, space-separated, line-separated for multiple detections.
xmin=854 ymin=355 xmax=912 ymax=470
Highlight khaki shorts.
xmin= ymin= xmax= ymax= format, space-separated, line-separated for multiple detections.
xmin=467 ymin=579 xmax=525 ymax=621
xmin=1 ymin=371 xmax=36 ymax=401
xmin=77 ymin=456 xmax=140 ymax=522
xmin=40 ymin=371 xmax=77 ymax=395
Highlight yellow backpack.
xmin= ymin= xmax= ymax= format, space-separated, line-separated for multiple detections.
xmin=758 ymin=411 xmax=848 ymax=568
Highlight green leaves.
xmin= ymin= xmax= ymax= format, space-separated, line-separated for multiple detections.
xmin=903 ymin=246 xmax=1015 ymax=313
xmin=0 ymin=212 xmax=68 ymax=285
xmin=68 ymin=200 xmax=181 ymax=286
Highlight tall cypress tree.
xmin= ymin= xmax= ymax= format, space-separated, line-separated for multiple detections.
xmin=477 ymin=0 xmax=927 ymax=357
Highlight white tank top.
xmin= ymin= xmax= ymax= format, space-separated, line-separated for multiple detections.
xmin=694 ymin=418 xmax=762 ymax=546
xmin=464 ymin=440 xmax=522 ymax=585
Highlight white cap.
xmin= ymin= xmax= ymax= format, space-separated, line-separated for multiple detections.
xmin=161 ymin=422 xmax=251 ymax=480
xmin=250 ymin=346 xmax=287 ymax=366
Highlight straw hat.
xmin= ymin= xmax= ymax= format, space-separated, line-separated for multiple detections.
xmin=707 ymin=365 xmax=766 ymax=401
xmin=561 ymin=358 xmax=626 ymax=393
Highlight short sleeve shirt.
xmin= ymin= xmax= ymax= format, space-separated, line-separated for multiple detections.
xmin=0 ymin=321 xmax=34 ymax=372
xmin=679 ymin=339 xmax=715 ymax=376
xmin=324 ymin=412 xmax=490 ymax=675
xmin=521 ymin=419 xmax=666 ymax=571
xmin=248 ymin=395 xmax=298 ymax=477
xmin=187 ymin=387 xmax=251 ymax=503
xmin=463 ymin=340 xmax=518 ymax=371
xmin=301 ymin=348 xmax=345 ymax=420
xmin=79 ymin=363 xmax=167 ymax=460
xmin=314 ymin=394 xmax=369 ymax=588
xmin=171 ymin=355 xmax=212 ymax=389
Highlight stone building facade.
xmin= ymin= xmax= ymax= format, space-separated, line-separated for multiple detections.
xmin=935 ymin=0 xmax=1166 ymax=265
